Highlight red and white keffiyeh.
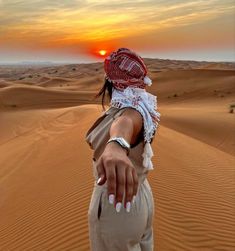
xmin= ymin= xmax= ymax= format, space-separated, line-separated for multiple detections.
xmin=104 ymin=47 xmax=152 ymax=90
xmin=103 ymin=48 xmax=161 ymax=171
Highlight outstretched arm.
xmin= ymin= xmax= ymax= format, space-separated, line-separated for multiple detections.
xmin=95 ymin=108 xmax=143 ymax=213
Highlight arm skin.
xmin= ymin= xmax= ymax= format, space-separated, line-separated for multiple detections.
xmin=95 ymin=108 xmax=144 ymax=212
xmin=109 ymin=108 xmax=143 ymax=146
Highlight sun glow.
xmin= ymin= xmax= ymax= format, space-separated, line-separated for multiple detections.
xmin=99 ymin=50 xmax=107 ymax=56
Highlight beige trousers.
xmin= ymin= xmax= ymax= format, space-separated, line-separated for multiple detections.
xmin=88 ymin=178 xmax=154 ymax=251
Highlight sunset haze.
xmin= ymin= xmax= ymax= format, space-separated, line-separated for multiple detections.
xmin=0 ymin=0 xmax=234 ymax=63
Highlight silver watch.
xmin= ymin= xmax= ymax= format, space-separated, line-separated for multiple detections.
xmin=106 ymin=137 xmax=130 ymax=155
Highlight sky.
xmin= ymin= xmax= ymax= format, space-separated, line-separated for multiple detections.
xmin=0 ymin=0 xmax=235 ymax=63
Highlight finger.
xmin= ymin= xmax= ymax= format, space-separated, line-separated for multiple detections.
xmin=125 ymin=167 xmax=133 ymax=211
xmin=115 ymin=165 xmax=126 ymax=212
xmin=132 ymin=168 xmax=139 ymax=198
xmin=105 ymin=161 xmax=116 ymax=205
xmin=96 ymin=158 xmax=106 ymax=185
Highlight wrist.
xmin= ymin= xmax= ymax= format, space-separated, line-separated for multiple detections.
xmin=106 ymin=137 xmax=130 ymax=156
xmin=106 ymin=141 xmax=129 ymax=156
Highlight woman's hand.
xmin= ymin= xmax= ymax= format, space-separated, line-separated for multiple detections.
xmin=95 ymin=142 xmax=139 ymax=213
xmin=95 ymin=107 xmax=143 ymax=213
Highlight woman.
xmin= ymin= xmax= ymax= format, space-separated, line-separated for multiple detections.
xmin=85 ymin=48 xmax=161 ymax=251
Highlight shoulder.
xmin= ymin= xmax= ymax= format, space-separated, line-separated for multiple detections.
xmin=120 ymin=107 xmax=143 ymax=122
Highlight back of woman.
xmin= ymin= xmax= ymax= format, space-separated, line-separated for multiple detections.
xmin=85 ymin=47 xmax=161 ymax=251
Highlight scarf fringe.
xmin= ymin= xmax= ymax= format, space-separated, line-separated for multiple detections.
xmin=144 ymin=76 xmax=152 ymax=86
xmin=142 ymin=142 xmax=154 ymax=170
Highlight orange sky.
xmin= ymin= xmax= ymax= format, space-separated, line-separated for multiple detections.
xmin=0 ymin=0 xmax=235 ymax=62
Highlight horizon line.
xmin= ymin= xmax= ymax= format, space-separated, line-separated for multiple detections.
xmin=0 ymin=57 xmax=235 ymax=66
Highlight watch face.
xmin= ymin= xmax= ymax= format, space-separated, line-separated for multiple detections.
xmin=120 ymin=138 xmax=130 ymax=148
xmin=109 ymin=137 xmax=130 ymax=148
xmin=107 ymin=137 xmax=130 ymax=155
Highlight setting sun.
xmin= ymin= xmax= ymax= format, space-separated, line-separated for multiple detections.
xmin=99 ymin=50 xmax=107 ymax=56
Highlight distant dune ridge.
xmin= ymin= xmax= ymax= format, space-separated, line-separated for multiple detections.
xmin=0 ymin=59 xmax=235 ymax=250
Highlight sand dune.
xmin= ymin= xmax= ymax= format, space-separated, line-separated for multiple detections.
xmin=0 ymin=85 xmax=97 ymax=109
xmin=0 ymin=60 xmax=235 ymax=250
xmin=0 ymin=80 xmax=13 ymax=88
xmin=151 ymin=125 xmax=235 ymax=251
xmin=37 ymin=77 xmax=74 ymax=87
xmin=149 ymin=69 xmax=235 ymax=104
xmin=0 ymin=105 xmax=97 ymax=250
xmin=160 ymin=105 xmax=235 ymax=156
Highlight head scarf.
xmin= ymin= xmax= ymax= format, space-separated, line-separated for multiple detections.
xmin=104 ymin=47 xmax=152 ymax=90
xmin=103 ymin=48 xmax=161 ymax=171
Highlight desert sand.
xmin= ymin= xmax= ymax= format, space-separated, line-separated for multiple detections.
xmin=0 ymin=59 xmax=235 ymax=250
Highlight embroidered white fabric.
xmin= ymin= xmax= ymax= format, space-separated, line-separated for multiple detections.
xmin=109 ymin=86 xmax=161 ymax=144
xmin=108 ymin=86 xmax=161 ymax=170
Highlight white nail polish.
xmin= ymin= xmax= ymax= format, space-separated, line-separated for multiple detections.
xmin=132 ymin=195 xmax=136 ymax=204
xmin=126 ymin=202 xmax=131 ymax=212
xmin=116 ymin=202 xmax=122 ymax=213
xmin=109 ymin=194 xmax=115 ymax=204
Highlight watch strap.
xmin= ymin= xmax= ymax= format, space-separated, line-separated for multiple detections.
xmin=106 ymin=137 xmax=130 ymax=155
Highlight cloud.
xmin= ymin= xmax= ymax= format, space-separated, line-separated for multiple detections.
xmin=1 ymin=0 xmax=84 ymax=10
xmin=0 ymin=0 xmax=234 ymax=52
